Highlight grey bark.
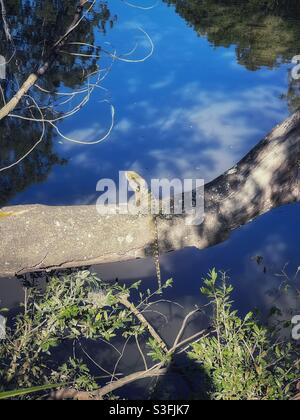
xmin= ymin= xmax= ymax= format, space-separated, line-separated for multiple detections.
xmin=1 ymin=110 xmax=300 ymax=277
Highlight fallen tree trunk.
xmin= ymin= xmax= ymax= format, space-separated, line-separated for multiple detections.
xmin=1 ymin=110 xmax=300 ymax=277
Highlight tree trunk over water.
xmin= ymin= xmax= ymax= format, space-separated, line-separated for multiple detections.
xmin=1 ymin=110 xmax=300 ymax=277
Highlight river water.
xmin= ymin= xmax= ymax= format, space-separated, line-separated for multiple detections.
xmin=0 ymin=0 xmax=300 ymax=398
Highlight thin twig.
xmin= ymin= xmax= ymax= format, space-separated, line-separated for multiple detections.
xmin=135 ymin=334 xmax=148 ymax=371
xmin=118 ymin=294 xmax=168 ymax=352
xmin=172 ymin=308 xmax=201 ymax=349
xmin=0 ymin=0 xmax=12 ymax=42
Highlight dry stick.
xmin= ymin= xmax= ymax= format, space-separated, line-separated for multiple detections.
xmin=172 ymin=308 xmax=201 ymax=349
xmin=0 ymin=74 xmax=39 ymax=121
xmin=172 ymin=329 xmax=211 ymax=354
xmin=118 ymin=294 xmax=168 ymax=353
xmin=94 ymin=366 xmax=167 ymax=400
xmin=51 ymin=366 xmax=167 ymax=400
xmin=135 ymin=334 xmax=148 ymax=370
xmin=0 ymin=0 xmax=90 ymax=121
xmin=51 ymin=327 xmax=211 ymax=401
xmin=50 ymin=323 xmax=211 ymax=400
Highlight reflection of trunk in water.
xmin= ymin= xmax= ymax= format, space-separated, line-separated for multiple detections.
xmin=1 ymin=109 xmax=300 ymax=276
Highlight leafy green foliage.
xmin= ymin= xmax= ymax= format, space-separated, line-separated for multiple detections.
xmin=147 ymin=338 xmax=171 ymax=364
xmin=0 ymin=271 xmax=144 ymax=395
xmin=188 ymin=269 xmax=299 ymax=400
xmin=0 ymin=270 xmax=173 ymax=399
xmin=1 ymin=267 xmax=298 ymax=400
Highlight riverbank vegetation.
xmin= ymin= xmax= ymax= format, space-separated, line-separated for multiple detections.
xmin=0 ymin=269 xmax=298 ymax=400
xmin=0 ymin=0 xmax=300 ymax=401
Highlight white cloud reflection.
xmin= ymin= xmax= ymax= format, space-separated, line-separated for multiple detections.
xmin=137 ymin=83 xmax=287 ymax=181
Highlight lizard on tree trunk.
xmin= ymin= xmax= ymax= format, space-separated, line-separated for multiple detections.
xmin=125 ymin=171 xmax=162 ymax=291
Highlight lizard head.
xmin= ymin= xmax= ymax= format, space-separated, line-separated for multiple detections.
xmin=125 ymin=171 xmax=148 ymax=193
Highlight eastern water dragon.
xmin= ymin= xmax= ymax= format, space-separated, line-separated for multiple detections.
xmin=125 ymin=171 xmax=162 ymax=291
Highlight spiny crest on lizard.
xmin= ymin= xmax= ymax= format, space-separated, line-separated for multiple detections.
xmin=125 ymin=171 xmax=162 ymax=292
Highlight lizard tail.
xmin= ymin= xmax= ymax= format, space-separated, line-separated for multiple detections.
xmin=154 ymin=248 xmax=162 ymax=292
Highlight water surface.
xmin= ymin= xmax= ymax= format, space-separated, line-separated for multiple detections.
xmin=0 ymin=1 xmax=300 ymax=396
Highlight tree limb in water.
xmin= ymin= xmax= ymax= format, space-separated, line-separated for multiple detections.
xmin=0 ymin=110 xmax=300 ymax=277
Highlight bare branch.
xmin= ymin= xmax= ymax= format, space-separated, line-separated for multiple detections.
xmin=0 ymin=0 xmax=94 ymax=121
xmin=172 ymin=308 xmax=201 ymax=349
xmin=0 ymin=0 xmax=12 ymax=42
xmin=50 ymin=365 xmax=167 ymax=400
xmin=118 ymin=294 xmax=168 ymax=353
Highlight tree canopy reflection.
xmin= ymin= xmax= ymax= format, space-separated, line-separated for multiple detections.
xmin=164 ymin=0 xmax=300 ymax=110
xmin=0 ymin=0 xmax=116 ymax=205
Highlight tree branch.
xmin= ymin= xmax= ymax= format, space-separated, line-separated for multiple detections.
xmin=118 ymin=294 xmax=169 ymax=353
xmin=50 ymin=366 xmax=167 ymax=400
xmin=1 ymin=110 xmax=300 ymax=276
xmin=0 ymin=0 xmax=91 ymax=121
xmin=0 ymin=0 xmax=12 ymax=42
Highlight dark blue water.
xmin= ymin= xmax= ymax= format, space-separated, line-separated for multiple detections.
xmin=8 ymin=1 xmax=292 ymax=205
xmin=1 ymin=0 xmax=300 ymax=400
xmin=0 ymin=2 xmax=299 ymax=386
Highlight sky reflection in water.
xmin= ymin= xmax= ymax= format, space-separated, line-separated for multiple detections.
xmin=9 ymin=0 xmax=291 ymax=205
xmin=1 ymin=1 xmax=299 ymax=328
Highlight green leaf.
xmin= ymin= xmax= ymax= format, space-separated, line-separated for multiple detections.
xmin=0 ymin=382 xmax=68 ymax=400
xmin=244 ymin=312 xmax=253 ymax=322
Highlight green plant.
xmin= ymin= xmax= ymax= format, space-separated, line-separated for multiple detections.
xmin=188 ymin=269 xmax=300 ymax=400
xmin=1 ymin=268 xmax=298 ymax=400
xmin=0 ymin=270 xmax=162 ymax=397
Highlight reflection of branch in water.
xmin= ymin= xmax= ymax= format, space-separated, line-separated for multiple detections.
xmin=0 ymin=0 xmax=95 ymax=121
xmin=63 ymin=27 xmax=155 ymax=63
xmin=0 ymin=95 xmax=45 ymax=172
xmin=0 ymin=0 xmax=12 ymax=42
xmin=8 ymin=68 xmax=116 ymax=146
xmin=0 ymin=0 xmax=16 ymax=83
xmin=0 ymin=3 xmax=155 ymax=170
xmin=122 ymin=0 xmax=159 ymax=11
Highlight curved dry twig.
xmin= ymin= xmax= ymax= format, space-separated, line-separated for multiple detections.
xmin=122 ymin=0 xmax=159 ymax=11
xmin=65 ymin=27 xmax=155 ymax=64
